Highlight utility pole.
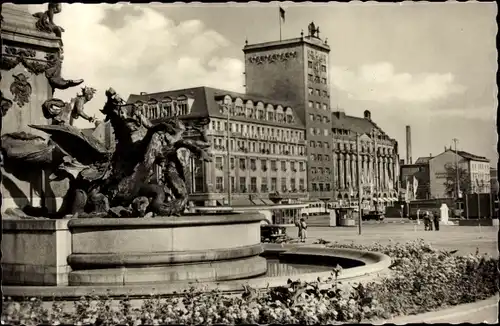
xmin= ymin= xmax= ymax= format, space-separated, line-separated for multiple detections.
xmin=356 ymin=133 xmax=363 ymax=235
xmin=452 ymin=138 xmax=461 ymax=217
xmin=226 ymin=105 xmax=232 ymax=207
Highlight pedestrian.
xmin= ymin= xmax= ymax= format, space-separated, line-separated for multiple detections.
xmin=299 ymin=217 xmax=308 ymax=243
xmin=423 ymin=211 xmax=432 ymax=231
xmin=432 ymin=211 xmax=440 ymax=231
xmin=296 ymin=218 xmax=302 ymax=241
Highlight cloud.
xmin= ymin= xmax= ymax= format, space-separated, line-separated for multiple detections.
xmin=26 ymin=4 xmax=244 ymax=128
xmin=330 ymin=62 xmax=465 ymax=103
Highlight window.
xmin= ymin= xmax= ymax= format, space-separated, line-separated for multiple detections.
xmin=311 ymin=167 xmax=317 ymax=174
xmin=215 ymin=157 xmax=223 ymax=170
xmin=323 ymin=90 xmax=328 ymax=97
xmin=291 ymin=161 xmax=296 ymax=171
xmin=315 ymin=89 xmax=320 ymax=96
xmin=250 ymin=177 xmax=257 ymax=193
xmin=299 ymin=178 xmax=305 ymax=191
xmin=316 ymin=114 xmax=322 ymax=121
xmin=319 ymin=183 xmax=324 ymax=191
xmin=216 ymin=177 xmax=223 ymax=191
xmin=321 ymin=78 xmax=327 ymax=84
xmin=309 ymin=128 xmax=314 ymax=135
xmin=267 ymin=111 xmax=274 ymax=121
xmin=323 ymin=116 xmax=328 ymax=123
xmin=312 ymin=183 xmax=318 ymax=191
xmin=308 ymin=74 xmax=313 ymax=82
xmin=261 ymin=159 xmax=267 ymax=171
xmin=310 ymin=154 xmax=315 ymax=161
xmin=291 ymin=178 xmax=296 ymax=191
xmin=318 ymin=167 xmax=323 ymax=174
xmin=239 ymin=158 xmax=246 ymax=170
xmin=317 ymin=154 xmax=323 ymax=161
xmin=271 ymin=178 xmax=277 ymax=191
xmin=309 ymin=114 xmax=315 ymax=121
xmin=239 ymin=177 xmax=246 ymax=192
xmin=281 ymin=177 xmax=287 ymax=192
xmin=308 ymin=61 xmax=312 ymax=68
xmin=281 ymin=161 xmax=286 ymax=171
xmin=299 ymin=162 xmax=304 ymax=171
xmin=315 ymin=102 xmax=320 ymax=109
xmin=325 ymin=183 xmax=331 ymax=191
xmin=261 ymin=177 xmax=268 ymax=192
xmin=325 ymin=155 xmax=330 ymax=161
xmin=231 ymin=176 xmax=235 ymax=192
xmin=321 ymin=65 xmax=326 ymax=72
xmin=308 ymin=87 xmax=313 ymax=95
xmin=271 ymin=160 xmax=277 ymax=171
xmin=250 ymin=159 xmax=256 ymax=171
xmin=324 ymin=142 xmax=329 ymax=149
xmin=308 ymin=101 xmax=313 ymax=108
xmin=325 ymin=168 xmax=330 ymax=174
xmin=310 ymin=141 xmax=315 ymax=148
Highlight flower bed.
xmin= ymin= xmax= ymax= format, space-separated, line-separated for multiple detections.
xmin=2 ymin=240 xmax=498 ymax=325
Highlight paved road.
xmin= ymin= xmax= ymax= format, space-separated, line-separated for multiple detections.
xmin=286 ymin=222 xmax=498 ymax=257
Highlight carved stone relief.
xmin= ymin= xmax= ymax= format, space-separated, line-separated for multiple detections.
xmin=1 ymin=46 xmax=48 ymax=75
xmin=247 ymin=51 xmax=297 ymax=64
xmin=10 ymin=73 xmax=32 ymax=107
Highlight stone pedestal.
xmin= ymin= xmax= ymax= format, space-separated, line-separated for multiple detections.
xmin=1 ymin=4 xmax=69 ymax=213
xmin=1 ymin=219 xmax=72 ymax=285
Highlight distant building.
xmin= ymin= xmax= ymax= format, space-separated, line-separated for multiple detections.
xmin=400 ymin=156 xmax=432 ymax=200
xmin=82 ymin=121 xmax=115 ymax=151
xmin=429 ymin=148 xmax=490 ymax=198
xmin=490 ymin=167 xmax=498 ymax=195
xmin=331 ymin=109 xmax=399 ymax=203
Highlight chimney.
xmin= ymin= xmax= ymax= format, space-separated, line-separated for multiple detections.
xmin=140 ymin=92 xmax=147 ymax=95
xmin=405 ymin=125 xmax=412 ymax=164
xmin=429 ymin=153 xmax=432 ymax=158
xmin=363 ymin=110 xmax=371 ymax=120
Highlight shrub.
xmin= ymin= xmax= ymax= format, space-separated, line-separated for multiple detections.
xmin=2 ymin=240 xmax=498 ymax=325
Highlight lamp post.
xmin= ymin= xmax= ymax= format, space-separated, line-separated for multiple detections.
xmin=225 ymin=104 xmax=232 ymax=207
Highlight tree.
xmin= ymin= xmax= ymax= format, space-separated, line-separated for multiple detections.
xmin=443 ymin=163 xmax=471 ymax=197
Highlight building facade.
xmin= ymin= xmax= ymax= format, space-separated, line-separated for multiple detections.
xmin=400 ymin=156 xmax=432 ymax=200
xmin=126 ymin=86 xmax=308 ymax=211
xmin=429 ymin=149 xmax=490 ymax=198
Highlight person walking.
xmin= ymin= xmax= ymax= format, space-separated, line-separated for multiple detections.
xmin=423 ymin=211 xmax=432 ymax=231
xmin=299 ymin=217 xmax=308 ymax=243
xmin=432 ymin=211 xmax=440 ymax=231
xmin=296 ymin=218 xmax=303 ymax=241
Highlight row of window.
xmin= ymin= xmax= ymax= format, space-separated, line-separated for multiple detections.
xmin=310 ymin=154 xmax=331 ymax=161
xmin=215 ymin=157 xmax=306 ymax=172
xmin=309 ymin=114 xmax=330 ymax=123
xmin=133 ymin=96 xmax=190 ymax=120
xmin=210 ymin=120 xmax=304 ymax=140
xmin=309 ymin=127 xmax=330 ymax=137
xmin=307 ymin=61 xmax=327 ymax=72
xmin=310 ymin=141 xmax=331 ymax=150
xmin=308 ymin=88 xmax=329 ymax=98
xmin=212 ymin=138 xmax=306 ymax=156
xmin=308 ymin=101 xmax=329 ymax=111
xmin=308 ymin=74 xmax=327 ymax=84
xmin=332 ymin=128 xmax=391 ymax=141
xmin=220 ymin=96 xmax=296 ymax=124
xmin=310 ymin=183 xmax=332 ymax=192
xmin=214 ymin=176 xmax=306 ymax=193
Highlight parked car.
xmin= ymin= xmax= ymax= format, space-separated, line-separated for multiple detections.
xmin=362 ymin=211 xmax=385 ymax=221
xmin=260 ymin=225 xmax=288 ymax=243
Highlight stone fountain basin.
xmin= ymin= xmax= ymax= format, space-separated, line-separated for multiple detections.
xmin=1 ymin=212 xmax=266 ymax=287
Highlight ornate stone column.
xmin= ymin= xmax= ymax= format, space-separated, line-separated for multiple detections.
xmin=332 ymin=153 xmax=338 ymax=189
xmin=345 ymin=154 xmax=351 ymax=190
xmin=339 ymin=154 xmax=345 ymax=190
xmin=351 ymin=155 xmax=357 ymax=190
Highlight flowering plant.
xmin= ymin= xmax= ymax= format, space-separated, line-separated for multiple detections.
xmin=2 ymin=240 xmax=498 ymax=325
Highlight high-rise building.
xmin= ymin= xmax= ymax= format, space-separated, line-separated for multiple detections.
xmin=243 ymin=22 xmax=333 ymax=201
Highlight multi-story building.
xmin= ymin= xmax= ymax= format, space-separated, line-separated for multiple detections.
xmin=400 ymin=156 xmax=432 ymax=200
xmin=243 ymin=23 xmax=333 ymax=201
xmin=490 ymin=167 xmax=498 ymax=196
xmin=330 ymin=109 xmax=399 ymax=204
xmin=429 ymin=148 xmax=490 ymax=198
xmin=126 ymin=86 xmax=309 ymax=211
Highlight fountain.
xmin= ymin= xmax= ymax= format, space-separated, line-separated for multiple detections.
xmin=1 ymin=4 xmax=390 ymax=300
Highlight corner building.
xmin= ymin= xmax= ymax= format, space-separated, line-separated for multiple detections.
xmin=244 ymin=27 xmax=333 ymax=200
xmin=127 ymin=87 xmax=309 ymax=211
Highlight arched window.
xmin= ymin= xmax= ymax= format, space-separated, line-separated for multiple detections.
xmin=245 ymin=100 xmax=255 ymax=119
xmin=222 ymin=95 xmax=234 ymax=116
xmin=266 ymin=104 xmax=274 ymax=121
xmin=256 ymin=102 xmax=265 ymax=120
xmin=234 ymin=98 xmax=244 ymax=117
xmin=276 ymin=105 xmax=284 ymax=123
xmin=161 ymin=97 xmax=173 ymax=117
xmin=176 ymin=95 xmax=188 ymax=116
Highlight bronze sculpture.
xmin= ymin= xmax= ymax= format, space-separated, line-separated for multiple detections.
xmin=2 ymin=87 xmax=212 ymax=218
xmin=42 ymin=86 xmax=97 ymax=125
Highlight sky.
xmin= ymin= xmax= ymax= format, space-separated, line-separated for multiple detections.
xmin=25 ymin=1 xmax=498 ymax=164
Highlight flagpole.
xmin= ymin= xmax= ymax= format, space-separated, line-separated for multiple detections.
xmin=278 ymin=9 xmax=282 ymax=41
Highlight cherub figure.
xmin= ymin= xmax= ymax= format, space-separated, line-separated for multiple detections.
xmin=42 ymin=86 xmax=97 ymax=125
xmin=33 ymin=3 xmax=65 ymax=39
